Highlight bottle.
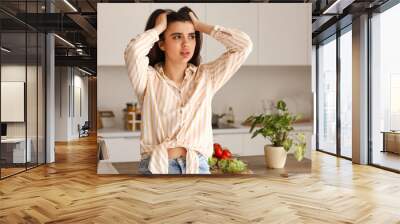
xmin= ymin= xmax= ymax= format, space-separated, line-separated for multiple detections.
xmin=226 ymin=107 xmax=235 ymax=124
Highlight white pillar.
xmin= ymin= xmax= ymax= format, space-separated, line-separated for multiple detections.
xmin=46 ymin=32 xmax=55 ymax=163
xmin=352 ymin=14 xmax=369 ymax=164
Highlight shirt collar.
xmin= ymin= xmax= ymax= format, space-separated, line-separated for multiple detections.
xmin=155 ymin=62 xmax=197 ymax=80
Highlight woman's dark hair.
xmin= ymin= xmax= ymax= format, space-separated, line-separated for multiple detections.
xmin=145 ymin=6 xmax=203 ymax=66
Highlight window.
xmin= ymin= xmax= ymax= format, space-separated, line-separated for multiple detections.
xmin=339 ymin=28 xmax=352 ymax=158
xmin=370 ymin=2 xmax=400 ymax=171
xmin=317 ymin=36 xmax=337 ymax=154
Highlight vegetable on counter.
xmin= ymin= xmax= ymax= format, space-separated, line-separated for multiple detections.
xmin=208 ymin=143 xmax=248 ymax=174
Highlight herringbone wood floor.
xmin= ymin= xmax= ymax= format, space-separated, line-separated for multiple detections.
xmin=1 ymin=135 xmax=400 ymax=224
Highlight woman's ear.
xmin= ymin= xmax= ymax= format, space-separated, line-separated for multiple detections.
xmin=158 ymin=40 xmax=165 ymax=51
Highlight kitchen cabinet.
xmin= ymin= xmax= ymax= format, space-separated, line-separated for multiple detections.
xmin=97 ymin=3 xmax=152 ymax=66
xmin=99 ymin=137 xmax=141 ymax=162
xmin=213 ymin=133 xmax=245 ymax=156
xmin=98 ymin=3 xmax=310 ymax=66
xmin=149 ymin=3 xmax=207 ymax=63
xmin=258 ymin=4 xmax=311 ymax=65
xmin=242 ymin=134 xmax=268 ymax=156
xmin=150 ymin=3 xmax=206 ymax=18
xmin=204 ymin=3 xmax=258 ymax=65
xmin=242 ymin=130 xmax=313 ymax=158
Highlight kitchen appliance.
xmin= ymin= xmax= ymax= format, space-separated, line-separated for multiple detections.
xmin=212 ymin=113 xmax=225 ymax=127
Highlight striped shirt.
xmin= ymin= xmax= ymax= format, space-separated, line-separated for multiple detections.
xmin=124 ymin=25 xmax=253 ymax=174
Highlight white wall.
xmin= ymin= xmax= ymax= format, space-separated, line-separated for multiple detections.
xmin=97 ymin=3 xmax=311 ymax=66
xmin=97 ymin=66 xmax=136 ymax=129
xmin=55 ymin=67 xmax=89 ymax=141
xmin=98 ymin=65 xmax=312 ymax=129
xmin=212 ymin=66 xmax=312 ymax=122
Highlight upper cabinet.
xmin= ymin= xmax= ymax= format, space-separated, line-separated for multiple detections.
xmin=258 ymin=4 xmax=311 ymax=66
xmin=97 ymin=3 xmax=311 ymax=66
xmin=97 ymin=3 xmax=152 ymax=66
xmin=149 ymin=3 xmax=207 ymax=62
xmin=204 ymin=3 xmax=258 ymax=66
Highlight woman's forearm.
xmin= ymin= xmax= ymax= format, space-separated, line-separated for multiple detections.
xmin=196 ymin=22 xmax=214 ymax=35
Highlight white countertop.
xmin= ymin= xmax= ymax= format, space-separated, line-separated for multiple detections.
xmin=98 ymin=121 xmax=313 ymax=138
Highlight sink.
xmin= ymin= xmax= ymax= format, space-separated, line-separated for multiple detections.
xmin=212 ymin=123 xmax=237 ymax=129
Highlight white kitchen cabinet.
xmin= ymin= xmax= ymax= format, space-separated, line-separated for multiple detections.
xmin=258 ymin=4 xmax=311 ymax=65
xmin=150 ymin=3 xmax=207 ymax=62
xmin=204 ymin=3 xmax=258 ymax=65
xmin=100 ymin=137 xmax=141 ymax=162
xmin=242 ymin=134 xmax=268 ymax=156
xmin=242 ymin=131 xmax=313 ymax=159
xmin=98 ymin=3 xmax=152 ymax=66
xmin=150 ymin=3 xmax=205 ymax=18
xmin=98 ymin=3 xmax=310 ymax=66
xmin=213 ymin=133 xmax=244 ymax=156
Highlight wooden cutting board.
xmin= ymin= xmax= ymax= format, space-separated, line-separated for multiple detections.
xmin=210 ymin=168 xmax=254 ymax=174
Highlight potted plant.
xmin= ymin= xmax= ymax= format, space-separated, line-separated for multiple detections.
xmin=245 ymin=100 xmax=306 ymax=168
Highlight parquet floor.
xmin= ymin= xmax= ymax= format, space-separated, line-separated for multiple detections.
xmin=0 ymin=135 xmax=399 ymax=223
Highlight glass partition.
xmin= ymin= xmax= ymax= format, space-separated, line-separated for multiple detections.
xmin=0 ymin=1 xmax=46 ymax=179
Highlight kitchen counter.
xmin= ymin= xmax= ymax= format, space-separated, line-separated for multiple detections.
xmin=97 ymin=154 xmax=311 ymax=176
xmin=97 ymin=121 xmax=313 ymax=138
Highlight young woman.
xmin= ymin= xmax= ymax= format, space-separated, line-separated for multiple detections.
xmin=124 ymin=7 xmax=252 ymax=174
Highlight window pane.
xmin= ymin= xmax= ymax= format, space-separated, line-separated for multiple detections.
xmin=340 ymin=29 xmax=352 ymax=158
xmin=318 ymin=37 xmax=337 ymax=154
xmin=371 ymin=4 xmax=400 ymax=171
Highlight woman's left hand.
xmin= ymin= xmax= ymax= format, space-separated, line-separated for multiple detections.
xmin=189 ymin=11 xmax=213 ymax=35
xmin=189 ymin=12 xmax=200 ymax=30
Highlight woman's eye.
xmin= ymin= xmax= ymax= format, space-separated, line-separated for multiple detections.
xmin=173 ymin=35 xmax=181 ymax=40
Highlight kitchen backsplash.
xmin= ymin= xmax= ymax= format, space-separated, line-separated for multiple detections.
xmin=212 ymin=65 xmax=312 ymax=123
xmin=98 ymin=65 xmax=312 ymax=129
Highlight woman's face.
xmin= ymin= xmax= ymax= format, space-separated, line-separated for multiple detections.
xmin=158 ymin=21 xmax=196 ymax=64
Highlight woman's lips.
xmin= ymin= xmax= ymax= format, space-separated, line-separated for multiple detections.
xmin=180 ymin=52 xmax=191 ymax=58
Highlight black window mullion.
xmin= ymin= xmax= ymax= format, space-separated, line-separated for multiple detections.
xmin=25 ymin=0 xmax=28 ymax=171
xmin=36 ymin=16 xmax=39 ymax=168
xmin=0 ymin=26 xmax=2 ymax=179
xmin=367 ymin=11 xmax=373 ymax=165
xmin=316 ymin=45 xmax=320 ymax=151
xmin=336 ymin=29 xmax=341 ymax=157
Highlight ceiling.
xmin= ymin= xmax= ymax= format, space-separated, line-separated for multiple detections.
xmin=0 ymin=0 xmax=391 ymax=75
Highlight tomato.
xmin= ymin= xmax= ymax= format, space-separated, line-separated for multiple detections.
xmin=222 ymin=149 xmax=232 ymax=159
xmin=214 ymin=147 xmax=223 ymax=159
xmin=213 ymin=143 xmax=221 ymax=150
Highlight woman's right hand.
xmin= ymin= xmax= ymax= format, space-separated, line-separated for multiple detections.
xmin=154 ymin=12 xmax=168 ymax=34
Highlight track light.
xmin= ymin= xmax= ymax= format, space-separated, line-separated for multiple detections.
xmin=63 ymin=0 xmax=78 ymax=12
xmin=78 ymin=67 xmax=93 ymax=76
xmin=54 ymin=34 xmax=75 ymax=48
xmin=1 ymin=47 xmax=11 ymax=53
xmin=323 ymin=0 xmax=354 ymax=15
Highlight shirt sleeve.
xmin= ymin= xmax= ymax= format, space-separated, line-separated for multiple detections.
xmin=124 ymin=28 xmax=159 ymax=104
xmin=202 ymin=25 xmax=253 ymax=94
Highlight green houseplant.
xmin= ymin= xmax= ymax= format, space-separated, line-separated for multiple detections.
xmin=245 ymin=100 xmax=306 ymax=168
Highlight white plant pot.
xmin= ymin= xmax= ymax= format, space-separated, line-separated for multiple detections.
xmin=264 ymin=145 xmax=287 ymax=169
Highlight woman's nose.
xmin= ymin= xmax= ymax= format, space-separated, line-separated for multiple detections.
xmin=182 ymin=38 xmax=189 ymax=47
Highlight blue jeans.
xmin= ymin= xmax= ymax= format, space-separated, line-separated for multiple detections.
xmin=138 ymin=152 xmax=210 ymax=174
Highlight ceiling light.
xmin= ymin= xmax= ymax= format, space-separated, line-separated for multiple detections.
xmin=1 ymin=47 xmax=11 ymax=53
xmin=54 ymin=34 xmax=75 ymax=48
xmin=63 ymin=0 xmax=78 ymax=12
xmin=78 ymin=67 xmax=93 ymax=76
xmin=323 ymin=0 xmax=354 ymax=14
